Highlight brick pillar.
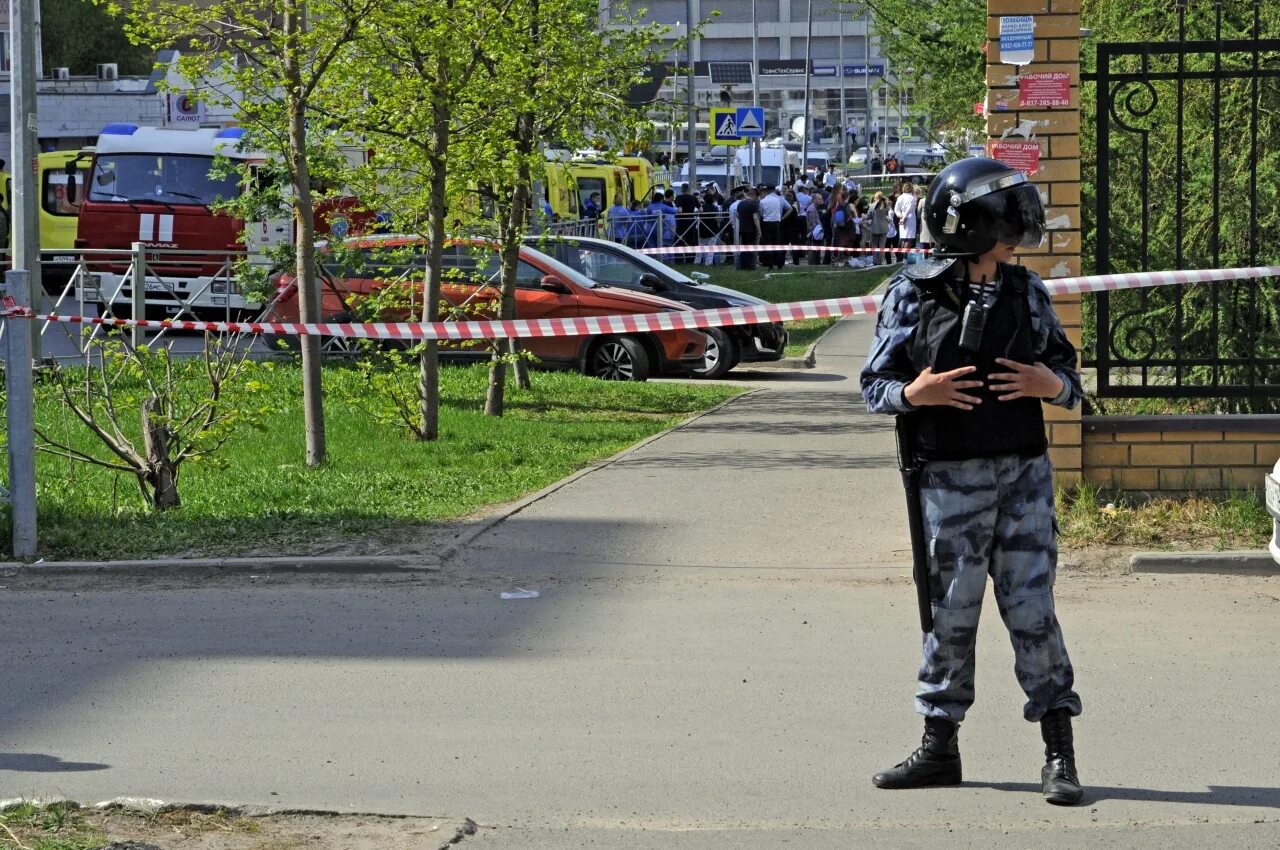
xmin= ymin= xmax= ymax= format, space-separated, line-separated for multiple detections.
xmin=986 ymin=0 xmax=1083 ymax=487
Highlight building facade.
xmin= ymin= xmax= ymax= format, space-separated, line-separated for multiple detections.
xmin=604 ymin=0 xmax=919 ymax=155
xmin=0 ymin=51 xmax=237 ymax=157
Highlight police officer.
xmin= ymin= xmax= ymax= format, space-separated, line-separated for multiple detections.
xmin=860 ymin=157 xmax=1085 ymax=806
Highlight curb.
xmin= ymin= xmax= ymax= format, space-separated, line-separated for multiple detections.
xmin=437 ymin=388 xmax=760 ymax=562
xmin=1130 ymin=550 xmax=1279 ymax=575
xmin=750 ymin=271 xmax=896 ymax=371
xmin=0 ymin=554 xmax=442 ymax=576
xmin=745 ymin=355 xmax=813 ymax=371
xmin=801 ymin=316 xmax=847 ymax=366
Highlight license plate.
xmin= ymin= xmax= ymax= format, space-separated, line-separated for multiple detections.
xmin=1266 ymin=474 xmax=1280 ymax=518
xmin=144 ymin=280 xmax=167 ymax=292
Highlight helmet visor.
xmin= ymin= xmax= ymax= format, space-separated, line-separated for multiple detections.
xmin=990 ymin=183 xmax=1046 ymax=249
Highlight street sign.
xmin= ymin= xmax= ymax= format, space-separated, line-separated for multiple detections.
xmin=711 ymin=108 xmax=746 ymax=146
xmin=736 ymin=106 xmax=765 ymax=137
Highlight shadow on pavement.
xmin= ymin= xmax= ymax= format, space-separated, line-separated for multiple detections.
xmin=0 ymin=518 xmax=653 ymax=737
xmin=0 ymin=753 xmax=111 ymax=772
xmin=616 ymin=449 xmax=895 ymax=470
xmin=968 ymin=780 xmax=1280 ymax=808
xmin=727 ymin=370 xmax=847 ymax=382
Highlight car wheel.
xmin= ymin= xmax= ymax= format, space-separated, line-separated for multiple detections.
xmin=691 ymin=327 xmax=736 ymax=379
xmin=587 ymin=335 xmax=651 ymax=382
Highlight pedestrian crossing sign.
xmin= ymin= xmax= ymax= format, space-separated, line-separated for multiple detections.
xmin=711 ymin=108 xmax=746 ymax=146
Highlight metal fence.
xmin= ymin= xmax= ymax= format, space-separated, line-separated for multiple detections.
xmin=1083 ymin=4 xmax=1280 ymax=403
xmin=0 ymin=246 xmax=273 ymax=358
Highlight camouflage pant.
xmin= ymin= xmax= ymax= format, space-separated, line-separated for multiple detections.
xmin=915 ymin=453 xmax=1082 ymax=723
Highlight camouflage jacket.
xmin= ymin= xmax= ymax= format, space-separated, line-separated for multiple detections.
xmin=860 ymin=268 xmax=1084 ymax=415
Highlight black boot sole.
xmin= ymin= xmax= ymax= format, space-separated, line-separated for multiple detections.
xmin=1043 ymin=785 xmax=1084 ymax=806
xmin=872 ymin=763 xmax=962 ymax=789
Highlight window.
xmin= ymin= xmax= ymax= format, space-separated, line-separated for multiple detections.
xmin=576 ymin=178 xmax=607 ymax=215
xmin=515 ymin=259 xmax=548 ymax=289
xmin=441 ymin=248 xmax=545 ymax=290
xmin=43 ymin=165 xmax=91 ymax=217
xmin=88 ymin=153 xmax=240 ymax=206
xmin=560 ymin=246 xmax=642 ymax=288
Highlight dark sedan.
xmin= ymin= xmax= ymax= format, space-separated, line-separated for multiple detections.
xmin=528 ymin=235 xmax=788 ymax=378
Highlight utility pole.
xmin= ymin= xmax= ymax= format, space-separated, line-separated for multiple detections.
xmin=750 ymin=0 xmax=760 ymax=184
xmin=685 ymin=6 xmax=696 ymax=189
xmin=10 ymin=0 xmax=42 ymax=359
xmin=864 ymin=6 xmax=872 ymax=170
xmin=800 ymin=0 xmax=813 ymax=182
xmin=5 ymin=270 xmax=38 ymax=558
xmin=838 ymin=12 xmax=847 ymax=162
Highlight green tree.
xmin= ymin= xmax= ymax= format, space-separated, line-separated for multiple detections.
xmin=453 ymin=0 xmax=668 ymax=415
xmin=107 ymin=0 xmax=384 ymax=465
xmin=849 ymin=0 xmax=986 ymax=147
xmin=41 ymin=0 xmax=150 ymax=75
xmin=319 ymin=0 xmax=501 ymax=441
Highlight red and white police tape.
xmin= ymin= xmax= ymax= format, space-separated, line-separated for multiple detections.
xmin=3 ymin=265 xmax=1278 ymax=342
xmin=638 ymin=243 xmax=917 ymax=256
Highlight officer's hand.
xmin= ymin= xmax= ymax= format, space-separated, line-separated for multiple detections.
xmin=904 ymin=366 xmax=984 ymax=410
xmin=990 ymin=358 xmax=1065 ymax=400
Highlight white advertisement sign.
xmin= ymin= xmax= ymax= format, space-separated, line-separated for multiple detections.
xmin=999 ymin=15 xmax=1036 ymax=66
xmin=168 ymin=92 xmax=206 ymax=126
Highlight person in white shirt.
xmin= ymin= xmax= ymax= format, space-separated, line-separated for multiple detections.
xmin=757 ymin=184 xmax=792 ymax=269
xmin=917 ymin=186 xmax=933 ymax=250
xmin=895 ymin=182 xmax=919 ymax=250
xmin=823 ymin=164 xmax=839 ymax=191
xmin=796 ymin=184 xmax=813 ymax=215
xmin=727 ymin=186 xmax=746 ymax=269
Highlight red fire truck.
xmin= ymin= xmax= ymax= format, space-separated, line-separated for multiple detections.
xmin=74 ymin=123 xmax=368 ymax=319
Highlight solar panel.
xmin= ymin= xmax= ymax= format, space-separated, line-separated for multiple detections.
xmin=708 ymin=62 xmax=753 ymax=85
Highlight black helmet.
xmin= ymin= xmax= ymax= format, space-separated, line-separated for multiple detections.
xmin=924 ymin=157 xmax=1045 ymax=257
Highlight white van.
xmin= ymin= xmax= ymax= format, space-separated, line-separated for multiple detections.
xmin=679 ymin=157 xmax=743 ymax=192
xmin=734 ymin=146 xmax=793 ymax=188
xmin=802 ymin=150 xmax=831 ymax=177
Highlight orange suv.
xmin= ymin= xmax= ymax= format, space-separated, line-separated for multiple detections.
xmin=267 ymin=236 xmax=707 ymax=381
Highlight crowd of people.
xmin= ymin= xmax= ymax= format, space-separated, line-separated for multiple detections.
xmin=599 ymin=174 xmax=936 ymax=270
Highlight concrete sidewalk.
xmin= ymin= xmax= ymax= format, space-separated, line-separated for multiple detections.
xmin=2 ymin=314 xmax=1278 ymax=848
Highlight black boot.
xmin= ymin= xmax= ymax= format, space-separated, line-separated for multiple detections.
xmin=1040 ymin=708 xmax=1084 ymax=805
xmin=872 ymin=717 xmax=962 ymax=789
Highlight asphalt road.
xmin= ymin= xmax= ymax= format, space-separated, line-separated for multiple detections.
xmin=3 ymin=312 xmax=1278 ymax=848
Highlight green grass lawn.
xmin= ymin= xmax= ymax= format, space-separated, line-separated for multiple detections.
xmin=688 ymin=262 xmax=898 ymax=356
xmin=17 ymin=362 xmax=742 ymax=560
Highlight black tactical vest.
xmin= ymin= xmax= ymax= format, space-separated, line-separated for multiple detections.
xmin=907 ymin=264 xmax=1047 ymax=461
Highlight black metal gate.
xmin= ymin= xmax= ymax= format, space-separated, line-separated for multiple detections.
xmin=1084 ymin=3 xmax=1279 ymax=405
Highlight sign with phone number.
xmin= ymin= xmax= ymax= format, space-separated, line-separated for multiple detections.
xmin=1020 ymin=72 xmax=1071 ymax=108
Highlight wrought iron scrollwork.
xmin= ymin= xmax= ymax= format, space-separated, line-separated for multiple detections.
xmin=1107 ymin=297 xmax=1162 ymax=364
xmin=1109 ymin=79 xmax=1159 ymax=133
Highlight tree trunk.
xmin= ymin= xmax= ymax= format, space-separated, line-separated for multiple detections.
xmin=285 ymin=0 xmax=327 ymax=466
xmin=417 ymin=44 xmax=452 ymax=441
xmin=484 ymin=351 xmax=507 ymax=415
xmin=484 ymin=110 xmax=535 ymax=417
xmin=512 ymin=339 xmax=531 ymax=389
xmin=142 ymin=396 xmax=181 ymax=511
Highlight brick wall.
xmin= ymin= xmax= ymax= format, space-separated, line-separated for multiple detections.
xmin=986 ymin=0 xmax=1083 ymax=487
xmin=1083 ymin=417 xmax=1280 ymax=493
